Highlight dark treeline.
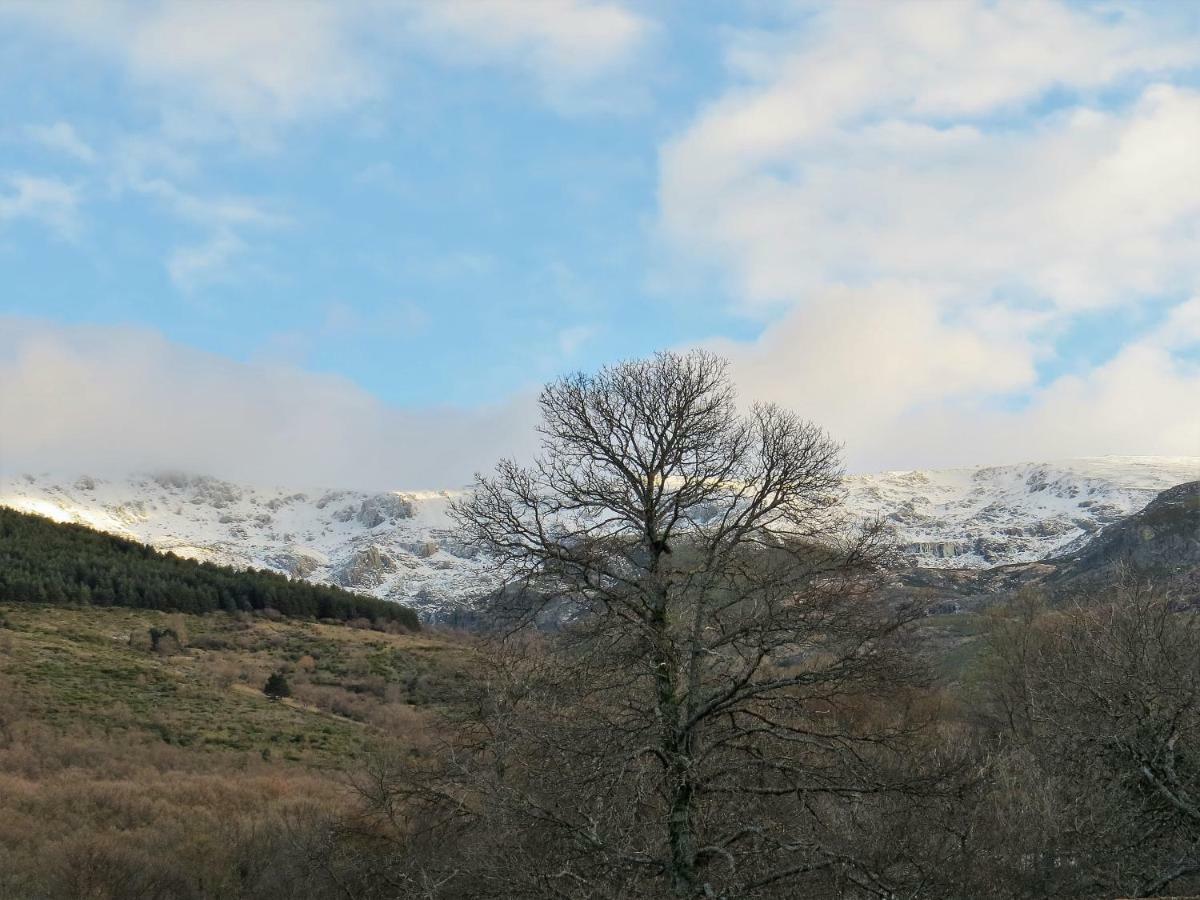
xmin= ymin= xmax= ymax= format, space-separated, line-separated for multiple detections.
xmin=0 ymin=507 xmax=419 ymax=630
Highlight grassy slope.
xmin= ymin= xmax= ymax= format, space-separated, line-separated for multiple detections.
xmin=0 ymin=604 xmax=478 ymax=898
xmin=0 ymin=603 xmax=474 ymax=764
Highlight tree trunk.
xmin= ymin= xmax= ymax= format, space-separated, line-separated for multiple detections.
xmin=653 ymin=622 xmax=698 ymax=896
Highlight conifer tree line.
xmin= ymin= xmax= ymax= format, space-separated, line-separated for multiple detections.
xmin=0 ymin=507 xmax=419 ymax=630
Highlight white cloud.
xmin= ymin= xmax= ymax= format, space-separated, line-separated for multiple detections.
xmin=721 ymin=291 xmax=1200 ymax=471
xmin=5 ymin=0 xmax=375 ymax=146
xmin=1152 ymin=296 xmax=1200 ymax=350
xmin=129 ymin=177 xmax=285 ymax=231
xmin=167 ymin=231 xmax=245 ymax=292
xmin=660 ymin=0 xmax=1200 ymax=468
xmin=557 ymin=323 xmax=598 ymax=357
xmin=0 ymin=174 xmax=80 ymax=238
xmin=681 ymin=0 xmax=1191 ymax=184
xmin=402 ymin=0 xmax=652 ymax=86
xmin=664 ymin=85 xmax=1200 ymax=311
xmin=5 ymin=0 xmax=651 ymax=144
xmin=713 ymin=283 xmax=1043 ymax=463
xmin=25 ymin=121 xmax=96 ymax=164
xmin=0 ymin=320 xmax=538 ymax=489
xmin=99 ymin=145 xmax=286 ymax=290
xmin=863 ymin=321 xmax=1200 ymax=470
xmin=2 ymin=0 xmax=652 ymax=296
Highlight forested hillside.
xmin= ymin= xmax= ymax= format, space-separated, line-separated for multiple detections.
xmin=0 ymin=507 xmax=419 ymax=630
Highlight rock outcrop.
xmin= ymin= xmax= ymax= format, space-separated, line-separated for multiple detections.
xmin=894 ymin=480 xmax=1200 ymax=611
xmin=355 ymin=494 xmax=416 ymax=528
xmin=333 ymin=546 xmax=401 ymax=589
xmin=266 ymin=550 xmax=324 ymax=579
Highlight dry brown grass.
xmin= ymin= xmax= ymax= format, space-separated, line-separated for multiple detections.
xmin=0 ymin=693 xmax=345 ymax=898
xmin=0 ymin=603 xmax=481 ymax=898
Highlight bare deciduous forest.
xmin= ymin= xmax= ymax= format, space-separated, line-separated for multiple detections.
xmin=324 ymin=353 xmax=1200 ymax=899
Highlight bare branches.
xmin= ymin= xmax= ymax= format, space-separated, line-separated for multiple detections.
xmin=436 ymin=351 xmax=933 ymax=897
xmin=974 ymin=573 xmax=1200 ymax=897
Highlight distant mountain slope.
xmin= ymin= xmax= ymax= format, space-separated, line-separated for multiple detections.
xmin=1047 ymin=479 xmax=1200 ymax=593
xmin=1 ymin=457 xmax=1197 ymax=615
xmin=0 ymin=472 xmax=482 ymax=615
xmin=0 ymin=506 xmax=420 ymax=629
xmin=846 ymin=456 xmax=1200 ymax=567
xmin=896 ymin=480 xmax=1200 ymax=610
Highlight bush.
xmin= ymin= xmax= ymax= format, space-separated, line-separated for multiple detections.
xmin=149 ymin=627 xmax=184 ymax=656
xmin=263 ymin=671 xmax=291 ymax=701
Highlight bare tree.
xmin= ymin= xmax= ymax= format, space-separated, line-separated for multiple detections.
xmin=320 ymin=362 xmax=1196 ymax=897
xmin=976 ymin=571 xmax=1200 ymax=898
xmin=434 ymin=350 xmax=933 ymax=898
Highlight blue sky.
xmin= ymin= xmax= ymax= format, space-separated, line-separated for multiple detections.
xmin=1 ymin=0 xmax=748 ymax=407
xmin=1 ymin=1 xmax=1199 ymax=487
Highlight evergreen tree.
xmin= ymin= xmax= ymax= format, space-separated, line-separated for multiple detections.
xmin=263 ymin=670 xmax=291 ymax=701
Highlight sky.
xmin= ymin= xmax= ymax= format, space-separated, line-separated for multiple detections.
xmin=1 ymin=0 xmax=1199 ymax=489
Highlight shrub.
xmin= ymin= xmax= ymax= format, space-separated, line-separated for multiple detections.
xmin=263 ymin=671 xmax=291 ymax=701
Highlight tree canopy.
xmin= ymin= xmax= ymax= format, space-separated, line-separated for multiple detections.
xmin=370 ymin=350 xmax=934 ymax=898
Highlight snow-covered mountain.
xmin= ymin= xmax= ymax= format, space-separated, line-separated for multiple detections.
xmin=1 ymin=457 xmax=1197 ymax=615
xmin=0 ymin=471 xmax=482 ymax=615
xmin=845 ymin=456 xmax=1200 ymax=568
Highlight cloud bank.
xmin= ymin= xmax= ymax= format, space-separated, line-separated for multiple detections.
xmin=662 ymin=0 xmax=1200 ymax=471
xmin=0 ymin=320 xmax=538 ymax=490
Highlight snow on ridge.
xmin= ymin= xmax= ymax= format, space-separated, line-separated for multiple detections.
xmin=1 ymin=457 xmax=1198 ymax=613
xmin=0 ymin=470 xmax=481 ymax=615
xmin=844 ymin=456 xmax=1200 ymax=568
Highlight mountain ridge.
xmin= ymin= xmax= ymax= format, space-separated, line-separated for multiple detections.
xmin=2 ymin=456 xmax=1197 ymax=615
xmin=895 ymin=478 xmax=1200 ymax=611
